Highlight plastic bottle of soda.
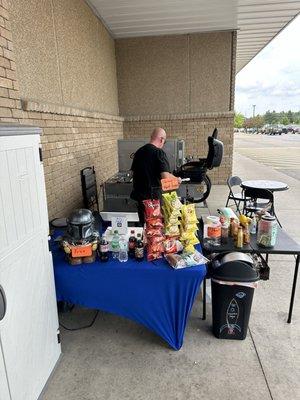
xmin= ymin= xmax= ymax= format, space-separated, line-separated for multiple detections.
xmin=111 ymin=230 xmax=120 ymax=259
xmin=118 ymin=238 xmax=128 ymax=263
xmin=135 ymin=233 xmax=144 ymax=262
xmin=99 ymin=237 xmax=109 ymax=262
xmin=128 ymin=230 xmax=137 ymax=258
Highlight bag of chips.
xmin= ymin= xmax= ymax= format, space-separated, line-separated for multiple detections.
xmin=164 ymin=238 xmax=177 ymax=254
xmin=180 ymin=230 xmax=199 ymax=245
xmin=165 ymin=224 xmax=180 ymax=237
xmin=148 ymin=235 xmax=165 ymax=244
xmin=147 ymin=251 xmax=163 ymax=262
xmin=165 ymin=250 xmax=208 ymax=269
xmin=164 ymin=238 xmax=184 ymax=254
xmin=147 ymin=240 xmax=164 ymax=253
xmin=143 ymin=199 xmax=162 ymax=219
xmin=162 ymin=191 xmax=182 ymax=211
xmin=182 ymin=250 xmax=209 ymax=266
xmin=181 ymin=204 xmax=198 ymax=224
xmin=181 ymin=222 xmax=198 ymax=232
xmin=165 ymin=254 xmax=186 ymax=269
xmin=146 ymin=228 xmax=163 ymax=238
xmin=182 ymin=243 xmax=195 ymax=253
xmin=146 ymin=218 xmax=164 ymax=229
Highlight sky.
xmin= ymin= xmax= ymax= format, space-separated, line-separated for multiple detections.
xmin=235 ymin=14 xmax=300 ymax=117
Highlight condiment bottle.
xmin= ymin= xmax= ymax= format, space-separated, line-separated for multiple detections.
xmin=135 ymin=233 xmax=144 ymax=262
xmin=243 ymin=223 xmax=250 ymax=245
xmin=236 ymin=226 xmax=244 ymax=248
xmin=230 ymin=218 xmax=239 ymax=238
xmin=221 ymin=223 xmax=229 ymax=244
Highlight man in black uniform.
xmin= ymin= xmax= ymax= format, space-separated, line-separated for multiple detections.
xmin=130 ymin=127 xmax=181 ymax=225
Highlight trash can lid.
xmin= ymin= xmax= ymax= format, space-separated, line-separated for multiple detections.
xmin=212 ymin=260 xmax=259 ymax=282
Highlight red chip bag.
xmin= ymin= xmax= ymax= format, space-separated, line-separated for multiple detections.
xmin=147 ymin=252 xmax=163 ymax=262
xmin=146 ymin=228 xmax=163 ymax=238
xmin=149 ymin=235 xmax=165 ymax=244
xmin=143 ymin=199 xmax=162 ymax=219
xmin=147 ymin=241 xmax=164 ymax=253
xmin=164 ymin=238 xmax=177 ymax=254
xmin=146 ymin=218 xmax=164 ymax=229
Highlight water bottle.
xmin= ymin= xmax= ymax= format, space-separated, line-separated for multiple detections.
xmin=111 ymin=230 xmax=120 ymax=259
xmin=118 ymin=238 xmax=128 ymax=262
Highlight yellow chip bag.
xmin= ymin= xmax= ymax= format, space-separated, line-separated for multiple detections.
xmin=181 ymin=222 xmax=198 ymax=232
xmin=183 ymin=244 xmax=195 ymax=253
xmin=181 ymin=204 xmax=198 ymax=224
xmin=162 ymin=191 xmax=182 ymax=214
xmin=180 ymin=231 xmax=199 ymax=245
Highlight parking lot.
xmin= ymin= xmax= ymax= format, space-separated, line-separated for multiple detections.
xmin=234 ymin=132 xmax=300 ymax=181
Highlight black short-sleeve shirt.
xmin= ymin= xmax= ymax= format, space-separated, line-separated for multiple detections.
xmin=130 ymin=144 xmax=171 ymax=201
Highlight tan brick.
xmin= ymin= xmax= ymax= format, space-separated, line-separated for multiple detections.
xmin=0 ymin=75 xmax=12 ymax=88
xmin=0 ymin=86 xmax=7 ymax=96
xmin=8 ymin=89 xmax=19 ymax=99
xmin=7 ymin=39 xmax=12 ymax=51
xmin=12 ymin=109 xmax=26 ymax=119
xmin=3 ymin=48 xmax=14 ymax=61
xmin=0 ymin=106 xmax=11 ymax=117
xmin=0 ymin=16 xmax=4 ymax=28
xmin=4 ymin=18 xmax=10 ymax=31
xmin=0 ymin=6 xmax=9 ymax=20
xmin=0 ymin=55 xmax=9 ymax=68
xmin=10 ymin=60 xmax=15 ymax=71
xmin=0 ymin=27 xmax=11 ymax=41
xmin=12 ymin=80 xmax=18 ymax=90
xmin=0 ymin=97 xmax=14 ymax=107
xmin=5 ymin=68 xmax=16 ymax=81
xmin=0 ymin=32 xmax=6 ymax=47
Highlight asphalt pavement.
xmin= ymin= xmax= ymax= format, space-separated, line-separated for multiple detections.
xmin=234 ymin=132 xmax=300 ymax=181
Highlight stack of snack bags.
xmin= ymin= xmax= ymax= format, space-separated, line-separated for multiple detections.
xmin=180 ymin=204 xmax=199 ymax=253
xmin=143 ymin=199 xmax=165 ymax=261
xmin=162 ymin=192 xmax=183 ymax=254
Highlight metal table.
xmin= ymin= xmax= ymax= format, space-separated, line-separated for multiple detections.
xmin=241 ymin=180 xmax=289 ymax=192
xmin=201 ymin=227 xmax=300 ymax=323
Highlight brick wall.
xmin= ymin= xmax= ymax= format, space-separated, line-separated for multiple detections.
xmin=0 ymin=0 xmax=123 ymax=219
xmin=124 ymin=113 xmax=234 ymax=184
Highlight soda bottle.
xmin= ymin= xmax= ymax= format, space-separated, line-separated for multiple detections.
xmin=128 ymin=230 xmax=137 ymax=258
xmin=135 ymin=233 xmax=144 ymax=262
xmin=236 ymin=226 xmax=244 ymax=249
xmin=99 ymin=237 xmax=109 ymax=262
xmin=111 ymin=230 xmax=120 ymax=259
xmin=118 ymin=238 xmax=128 ymax=263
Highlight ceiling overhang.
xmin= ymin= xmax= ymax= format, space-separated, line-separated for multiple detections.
xmin=87 ymin=0 xmax=300 ymax=72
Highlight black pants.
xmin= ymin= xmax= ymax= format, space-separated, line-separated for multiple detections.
xmin=136 ymin=202 xmax=145 ymax=226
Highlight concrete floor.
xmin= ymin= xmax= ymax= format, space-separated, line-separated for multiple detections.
xmin=42 ymin=133 xmax=300 ymax=400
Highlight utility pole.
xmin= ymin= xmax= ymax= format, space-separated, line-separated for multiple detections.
xmin=252 ymin=105 xmax=256 ymax=133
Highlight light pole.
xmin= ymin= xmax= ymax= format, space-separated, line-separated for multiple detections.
xmin=252 ymin=104 xmax=256 ymax=118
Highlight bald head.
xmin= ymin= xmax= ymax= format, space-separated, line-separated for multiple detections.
xmin=150 ymin=127 xmax=167 ymax=149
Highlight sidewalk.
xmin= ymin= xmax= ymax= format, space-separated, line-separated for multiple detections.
xmin=42 ymin=151 xmax=300 ymax=400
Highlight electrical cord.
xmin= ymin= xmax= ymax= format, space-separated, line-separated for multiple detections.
xmin=59 ymin=310 xmax=99 ymax=331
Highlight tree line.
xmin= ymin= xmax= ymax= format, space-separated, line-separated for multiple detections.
xmin=234 ymin=110 xmax=300 ymax=129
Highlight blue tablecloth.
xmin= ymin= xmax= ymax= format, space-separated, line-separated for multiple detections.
xmin=52 ymin=240 xmax=206 ymax=350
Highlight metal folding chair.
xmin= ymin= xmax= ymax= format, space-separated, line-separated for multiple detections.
xmin=225 ymin=176 xmax=245 ymax=214
xmin=242 ymin=187 xmax=284 ymax=229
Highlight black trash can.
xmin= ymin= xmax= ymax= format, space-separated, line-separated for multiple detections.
xmin=211 ymin=253 xmax=259 ymax=340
